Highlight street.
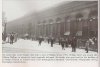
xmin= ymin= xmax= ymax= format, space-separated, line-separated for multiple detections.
xmin=2 ymin=39 xmax=97 ymax=53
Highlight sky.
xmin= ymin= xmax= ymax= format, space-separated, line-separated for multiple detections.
xmin=3 ymin=0 xmax=69 ymax=22
xmin=3 ymin=0 xmax=97 ymax=22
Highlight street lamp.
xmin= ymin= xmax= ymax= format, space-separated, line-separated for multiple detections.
xmin=3 ymin=16 xmax=7 ymax=41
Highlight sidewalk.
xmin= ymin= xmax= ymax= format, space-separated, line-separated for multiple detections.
xmin=2 ymin=39 xmax=97 ymax=53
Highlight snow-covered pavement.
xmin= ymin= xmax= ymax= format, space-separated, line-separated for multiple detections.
xmin=2 ymin=39 xmax=97 ymax=53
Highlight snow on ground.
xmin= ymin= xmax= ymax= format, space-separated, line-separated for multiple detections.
xmin=2 ymin=39 xmax=97 ymax=53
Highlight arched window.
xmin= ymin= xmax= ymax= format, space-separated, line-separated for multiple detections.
xmin=89 ymin=10 xmax=98 ymax=18
xmin=49 ymin=19 xmax=53 ymax=23
xmin=56 ymin=17 xmax=61 ymax=22
xmin=75 ymin=13 xmax=83 ymax=36
xmin=88 ymin=10 xmax=98 ymax=37
xmin=38 ymin=21 xmax=41 ymax=24
xmin=43 ymin=20 xmax=46 ymax=24
xmin=65 ymin=16 xmax=71 ymax=22
xmin=76 ymin=13 xmax=83 ymax=21
xmin=76 ymin=13 xmax=83 ymax=18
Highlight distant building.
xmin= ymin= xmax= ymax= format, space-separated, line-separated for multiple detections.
xmin=7 ymin=1 xmax=98 ymax=38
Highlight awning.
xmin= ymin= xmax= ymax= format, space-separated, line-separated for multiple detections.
xmin=24 ymin=34 xmax=29 ymax=36
xmin=64 ymin=32 xmax=70 ymax=35
xmin=76 ymin=31 xmax=82 ymax=36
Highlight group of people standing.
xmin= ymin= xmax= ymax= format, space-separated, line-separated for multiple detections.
xmin=38 ymin=36 xmax=77 ymax=52
xmin=2 ymin=32 xmax=18 ymax=44
xmin=58 ymin=37 xmax=77 ymax=52
xmin=38 ymin=36 xmax=55 ymax=47
xmin=2 ymin=32 xmax=97 ymax=53
xmin=38 ymin=36 xmax=97 ymax=53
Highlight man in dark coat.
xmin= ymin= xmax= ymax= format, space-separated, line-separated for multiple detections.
xmin=38 ymin=36 xmax=43 ymax=46
xmin=61 ymin=38 xmax=65 ymax=50
xmin=10 ymin=33 xmax=14 ymax=44
xmin=50 ymin=37 xmax=55 ymax=47
xmin=71 ymin=37 xmax=77 ymax=52
xmin=48 ymin=37 xmax=50 ymax=44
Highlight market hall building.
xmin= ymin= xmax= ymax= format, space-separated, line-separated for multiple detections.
xmin=7 ymin=1 xmax=98 ymax=39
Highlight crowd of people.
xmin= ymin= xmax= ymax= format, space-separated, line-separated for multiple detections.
xmin=2 ymin=32 xmax=98 ymax=53
xmin=37 ymin=36 xmax=98 ymax=53
xmin=2 ymin=32 xmax=18 ymax=44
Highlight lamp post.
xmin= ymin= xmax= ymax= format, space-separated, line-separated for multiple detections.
xmin=3 ymin=16 xmax=7 ymax=41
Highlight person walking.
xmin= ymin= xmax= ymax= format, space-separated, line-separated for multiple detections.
xmin=61 ymin=38 xmax=65 ymax=50
xmin=48 ymin=37 xmax=50 ymax=44
xmin=10 ymin=33 xmax=14 ymax=44
xmin=38 ymin=36 xmax=43 ymax=46
xmin=71 ymin=37 xmax=77 ymax=52
xmin=65 ymin=38 xmax=68 ymax=48
xmin=51 ymin=37 xmax=54 ymax=47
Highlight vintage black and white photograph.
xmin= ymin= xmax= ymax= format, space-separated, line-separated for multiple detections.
xmin=2 ymin=0 xmax=98 ymax=53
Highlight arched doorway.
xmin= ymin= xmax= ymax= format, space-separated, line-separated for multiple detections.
xmin=88 ymin=10 xmax=98 ymax=37
xmin=56 ymin=17 xmax=62 ymax=38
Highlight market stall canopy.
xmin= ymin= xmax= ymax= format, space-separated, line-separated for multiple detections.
xmin=64 ymin=31 xmax=70 ymax=35
xmin=76 ymin=31 xmax=82 ymax=36
xmin=24 ymin=33 xmax=29 ymax=37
